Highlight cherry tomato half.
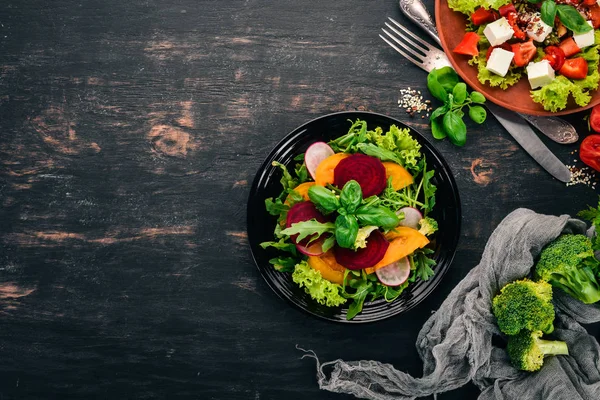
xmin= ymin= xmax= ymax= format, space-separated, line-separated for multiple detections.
xmin=543 ymin=46 xmax=566 ymax=71
xmin=580 ymin=134 xmax=600 ymax=172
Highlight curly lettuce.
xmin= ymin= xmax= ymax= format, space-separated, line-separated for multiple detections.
xmin=292 ymin=261 xmax=347 ymax=307
xmin=448 ymin=0 xmax=510 ymax=15
xmin=366 ymin=125 xmax=422 ymax=170
xmin=531 ymin=31 xmax=600 ymax=112
xmin=469 ymin=49 xmax=522 ymax=90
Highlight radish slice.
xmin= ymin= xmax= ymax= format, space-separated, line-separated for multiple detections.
xmin=396 ymin=207 xmax=422 ymax=229
xmin=296 ymin=237 xmax=326 ymax=256
xmin=305 ymin=142 xmax=334 ymax=180
xmin=376 ymin=257 xmax=411 ymax=286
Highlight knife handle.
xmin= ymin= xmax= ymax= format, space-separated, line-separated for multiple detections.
xmin=517 ymin=113 xmax=579 ymax=144
xmin=398 ymin=0 xmax=442 ymax=47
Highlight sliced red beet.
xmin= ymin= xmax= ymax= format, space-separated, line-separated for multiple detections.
xmin=286 ymin=201 xmax=329 ymax=246
xmin=334 ymin=230 xmax=389 ymax=270
xmin=333 ymin=153 xmax=387 ymax=197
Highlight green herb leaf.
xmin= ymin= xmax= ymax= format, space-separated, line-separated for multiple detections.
xmin=269 ymin=257 xmax=297 ymax=272
xmin=470 ymin=91 xmax=486 ymax=104
xmin=265 ymin=197 xmax=289 ymax=216
xmin=468 ymin=105 xmax=487 ymax=124
xmin=308 ymin=185 xmax=340 ymax=214
xmin=335 ymin=214 xmax=359 ymax=248
xmin=413 ymin=248 xmax=436 ymax=281
xmin=260 ymin=238 xmax=297 ymax=254
xmin=344 ymin=280 xmax=373 ymax=320
xmin=355 ymin=205 xmax=400 ymax=230
xmin=452 ymin=82 xmax=468 ymax=104
xmin=443 ymin=111 xmax=467 ymax=147
xmin=280 ymin=220 xmax=336 ymax=242
xmin=340 ymin=180 xmax=363 ymax=213
xmin=541 ymin=0 xmax=557 ymax=27
xmin=430 ymin=104 xmax=449 ymax=121
xmin=328 ymin=119 xmax=368 ymax=152
xmin=272 ymin=161 xmax=297 ymax=196
xmin=431 ymin=117 xmax=448 ymax=139
xmin=322 ymin=235 xmax=336 ymax=252
xmin=356 ymin=142 xmax=404 ymax=165
xmin=557 ymin=4 xmax=592 ymax=34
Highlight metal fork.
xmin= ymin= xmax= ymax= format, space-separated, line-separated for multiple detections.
xmin=380 ymin=17 xmax=578 ymax=145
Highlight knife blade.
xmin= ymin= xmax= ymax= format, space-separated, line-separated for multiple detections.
xmin=487 ymin=103 xmax=572 ymax=182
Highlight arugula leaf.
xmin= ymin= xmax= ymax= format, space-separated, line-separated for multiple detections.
xmin=260 ymin=238 xmax=297 ymax=254
xmin=412 ymin=248 xmax=436 ymax=281
xmin=328 ymin=119 xmax=368 ymax=152
xmin=280 ymin=220 xmax=336 ymax=243
xmin=344 ymin=279 xmax=373 ymax=320
xmin=272 ymin=161 xmax=297 ymax=198
xmin=265 ymin=198 xmax=289 ymax=216
xmin=356 ymin=143 xmax=404 ymax=165
xmin=269 ymin=257 xmax=297 ymax=272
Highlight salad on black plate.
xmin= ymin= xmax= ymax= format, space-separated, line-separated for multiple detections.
xmin=260 ymin=119 xmax=439 ymax=320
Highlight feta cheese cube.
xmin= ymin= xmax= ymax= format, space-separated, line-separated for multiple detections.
xmin=526 ymin=60 xmax=555 ymax=89
xmin=526 ymin=13 xmax=553 ymax=42
xmin=573 ymin=21 xmax=595 ymax=49
xmin=486 ymin=48 xmax=514 ymax=77
xmin=483 ymin=17 xmax=514 ymax=46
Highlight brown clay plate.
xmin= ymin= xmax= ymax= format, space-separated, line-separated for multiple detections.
xmin=434 ymin=0 xmax=600 ymax=116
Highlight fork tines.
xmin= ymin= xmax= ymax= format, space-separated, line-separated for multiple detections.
xmin=379 ymin=17 xmax=439 ymax=70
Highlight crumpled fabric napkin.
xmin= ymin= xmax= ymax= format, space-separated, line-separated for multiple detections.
xmin=302 ymin=208 xmax=600 ymax=400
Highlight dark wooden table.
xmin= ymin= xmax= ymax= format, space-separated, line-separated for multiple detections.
xmin=1 ymin=1 xmax=599 ymax=399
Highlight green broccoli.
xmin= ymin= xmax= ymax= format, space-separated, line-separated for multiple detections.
xmin=492 ymin=278 xmax=555 ymax=335
xmin=534 ymin=234 xmax=600 ymax=304
xmin=507 ymin=330 xmax=569 ymax=372
xmin=418 ymin=217 xmax=438 ymax=236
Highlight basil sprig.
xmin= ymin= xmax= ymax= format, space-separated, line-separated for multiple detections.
xmin=539 ymin=0 xmax=592 ymax=34
xmin=427 ymin=67 xmax=487 ymax=147
xmin=306 ymin=180 xmax=399 ymax=249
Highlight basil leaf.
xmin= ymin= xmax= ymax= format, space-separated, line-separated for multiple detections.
xmin=541 ymin=0 xmax=557 ymax=27
xmin=469 ymin=91 xmax=486 ymax=104
xmin=431 ymin=117 xmax=447 ymax=139
xmin=335 ymin=214 xmax=359 ymax=249
xmin=355 ymin=205 xmax=399 ymax=230
xmin=468 ymin=105 xmax=487 ymax=124
xmin=452 ymin=82 xmax=467 ymax=104
xmin=443 ymin=112 xmax=467 ymax=147
xmin=557 ymin=4 xmax=592 ymax=34
xmin=430 ymin=104 xmax=449 ymax=121
xmin=427 ymin=72 xmax=449 ymax=102
xmin=308 ymin=185 xmax=340 ymax=213
xmin=340 ymin=180 xmax=362 ymax=213
xmin=431 ymin=66 xmax=459 ymax=92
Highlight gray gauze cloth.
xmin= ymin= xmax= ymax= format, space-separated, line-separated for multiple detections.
xmin=302 ymin=208 xmax=600 ymax=400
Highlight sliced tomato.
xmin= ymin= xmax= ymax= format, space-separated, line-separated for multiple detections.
xmin=486 ymin=43 xmax=511 ymax=61
xmin=590 ymin=105 xmax=600 ymax=133
xmin=543 ymin=46 xmax=566 ymax=70
xmin=471 ymin=7 xmax=498 ymax=25
xmin=453 ymin=32 xmax=481 ymax=56
xmin=559 ymin=37 xmax=581 ymax=57
xmin=583 ymin=0 xmax=597 ymax=5
xmin=580 ymin=134 xmax=600 ymax=172
xmin=589 ymin=4 xmax=600 ymax=29
xmin=499 ymin=3 xmax=517 ymax=17
xmin=559 ymin=57 xmax=588 ymax=79
xmin=511 ymin=40 xmax=537 ymax=67
xmin=506 ymin=12 xmax=526 ymax=40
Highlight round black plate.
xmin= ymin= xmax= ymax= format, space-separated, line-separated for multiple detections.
xmin=247 ymin=111 xmax=461 ymax=323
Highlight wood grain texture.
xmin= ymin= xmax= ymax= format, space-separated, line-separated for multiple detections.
xmin=0 ymin=0 xmax=598 ymax=399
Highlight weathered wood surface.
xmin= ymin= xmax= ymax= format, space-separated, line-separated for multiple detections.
xmin=0 ymin=1 xmax=598 ymax=399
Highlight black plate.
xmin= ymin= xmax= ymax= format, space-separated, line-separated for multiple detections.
xmin=247 ymin=111 xmax=461 ymax=323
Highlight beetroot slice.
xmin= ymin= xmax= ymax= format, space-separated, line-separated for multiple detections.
xmin=334 ymin=230 xmax=389 ymax=270
xmin=286 ymin=201 xmax=329 ymax=245
xmin=333 ymin=153 xmax=387 ymax=197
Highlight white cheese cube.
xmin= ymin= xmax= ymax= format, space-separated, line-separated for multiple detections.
xmin=486 ymin=48 xmax=514 ymax=77
xmin=526 ymin=13 xmax=553 ymax=42
xmin=483 ymin=17 xmax=514 ymax=46
xmin=526 ymin=60 xmax=555 ymax=89
xmin=573 ymin=21 xmax=595 ymax=49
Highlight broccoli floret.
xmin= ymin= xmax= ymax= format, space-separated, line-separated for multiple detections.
xmin=507 ymin=330 xmax=569 ymax=372
xmin=492 ymin=278 xmax=555 ymax=335
xmin=534 ymin=234 xmax=600 ymax=304
xmin=418 ymin=217 xmax=438 ymax=236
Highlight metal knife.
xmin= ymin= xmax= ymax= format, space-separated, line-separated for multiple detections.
xmin=395 ymin=0 xmax=573 ymax=182
xmin=398 ymin=0 xmax=578 ymax=145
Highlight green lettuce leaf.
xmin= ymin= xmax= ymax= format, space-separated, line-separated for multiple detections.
xmin=292 ymin=261 xmax=347 ymax=307
xmin=531 ymin=34 xmax=600 ymax=112
xmin=469 ymin=49 xmax=522 ymax=90
xmin=448 ymin=0 xmax=510 ymax=15
xmin=366 ymin=125 xmax=422 ymax=170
